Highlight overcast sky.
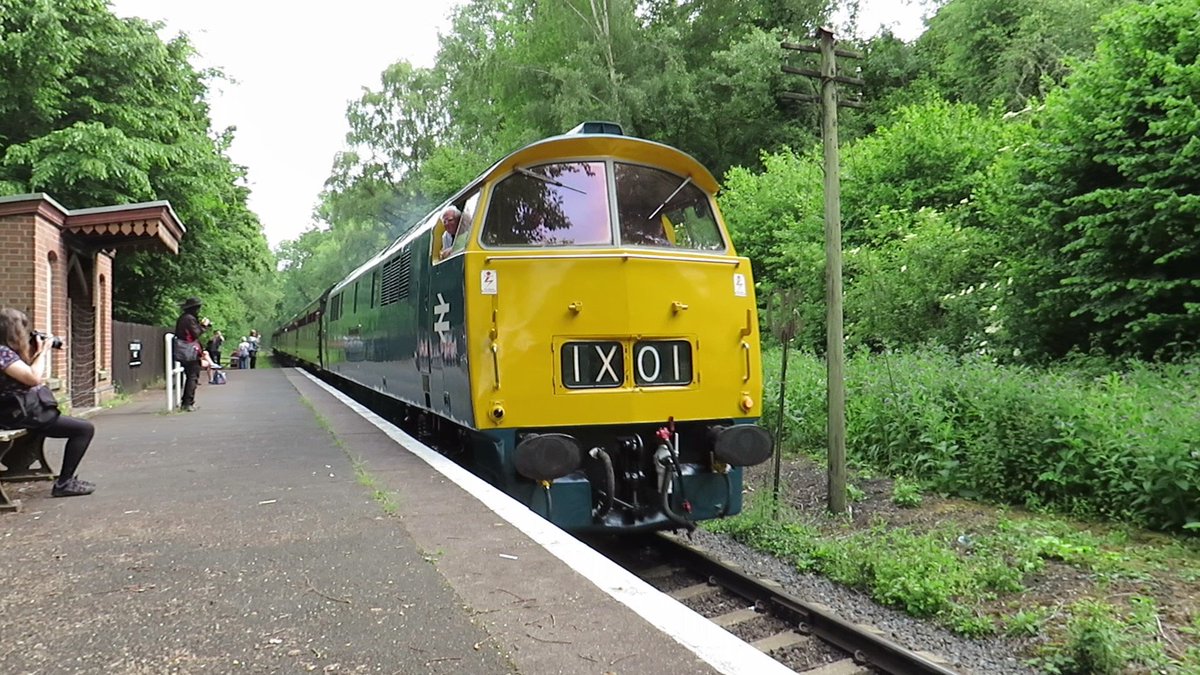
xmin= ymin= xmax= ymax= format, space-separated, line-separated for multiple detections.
xmin=107 ymin=1 xmax=926 ymax=248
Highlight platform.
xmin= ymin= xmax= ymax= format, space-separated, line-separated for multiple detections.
xmin=0 ymin=367 xmax=790 ymax=674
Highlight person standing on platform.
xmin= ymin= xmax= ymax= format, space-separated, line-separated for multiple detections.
xmin=236 ymin=336 xmax=251 ymax=370
xmin=0 ymin=307 xmax=97 ymax=496
xmin=206 ymin=330 xmax=225 ymax=366
xmin=174 ymin=297 xmax=209 ymax=412
xmin=248 ymin=330 xmax=261 ymax=369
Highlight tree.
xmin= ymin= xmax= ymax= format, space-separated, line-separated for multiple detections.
xmin=915 ymin=0 xmax=1126 ymax=109
xmin=997 ymin=0 xmax=1200 ymax=359
xmin=841 ymin=95 xmax=1022 ymax=239
xmin=0 ymin=0 xmax=275 ymax=327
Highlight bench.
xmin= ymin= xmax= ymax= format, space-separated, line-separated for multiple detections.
xmin=0 ymin=428 xmax=55 ymax=512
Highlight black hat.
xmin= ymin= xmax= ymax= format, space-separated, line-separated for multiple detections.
xmin=180 ymin=297 xmax=203 ymax=310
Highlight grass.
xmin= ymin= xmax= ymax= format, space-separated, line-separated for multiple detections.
xmin=99 ymin=391 xmax=132 ymax=409
xmin=300 ymin=395 xmax=401 ymax=516
xmin=735 ymin=341 xmax=1200 ymax=667
xmin=706 ymin=482 xmax=1200 ymax=671
xmin=762 ymin=348 xmax=1200 ymax=531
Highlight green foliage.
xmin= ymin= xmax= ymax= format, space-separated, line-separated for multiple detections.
xmin=1051 ymin=600 xmax=1127 ymax=674
xmin=839 ymin=32 xmax=927 ymax=140
xmin=1005 ymin=606 xmax=1053 ymax=637
xmin=710 ymin=511 xmax=1013 ymax=632
xmin=764 ymin=347 xmax=1200 ymax=531
xmin=890 ymin=477 xmax=923 ymax=508
xmin=845 ymin=208 xmax=1003 ymax=352
xmin=841 ymin=96 xmax=1023 ymax=235
xmin=721 ymin=97 xmax=1026 ymax=352
xmin=915 ymin=0 xmax=1125 ymax=109
xmin=995 ymin=0 xmax=1200 ymax=360
xmin=713 ymin=495 xmax=1196 ymax=663
xmin=0 ymin=0 xmax=276 ymax=328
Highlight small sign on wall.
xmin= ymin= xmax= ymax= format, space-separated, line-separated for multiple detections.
xmin=129 ymin=340 xmax=142 ymax=367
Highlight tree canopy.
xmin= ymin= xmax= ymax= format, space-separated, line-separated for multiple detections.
xmin=0 ymin=0 xmax=277 ymax=331
xmin=242 ymin=0 xmax=1200 ymax=363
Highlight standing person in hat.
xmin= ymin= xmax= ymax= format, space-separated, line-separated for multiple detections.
xmin=174 ymin=297 xmax=210 ymax=412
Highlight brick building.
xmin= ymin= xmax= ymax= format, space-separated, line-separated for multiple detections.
xmin=0 ymin=194 xmax=184 ymax=409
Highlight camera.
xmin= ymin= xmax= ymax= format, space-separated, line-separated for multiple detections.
xmin=31 ymin=330 xmax=64 ymax=350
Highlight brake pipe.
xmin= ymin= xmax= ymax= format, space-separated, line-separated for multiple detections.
xmin=589 ymin=447 xmax=615 ymax=519
xmin=657 ymin=452 xmax=695 ymax=531
xmin=540 ymin=480 xmax=553 ymax=522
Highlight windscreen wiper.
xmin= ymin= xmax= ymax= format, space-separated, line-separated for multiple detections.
xmin=516 ymin=166 xmax=586 ymax=194
xmin=647 ymin=176 xmax=693 ymax=221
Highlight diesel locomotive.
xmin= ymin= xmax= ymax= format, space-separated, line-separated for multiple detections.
xmin=274 ymin=122 xmax=773 ymax=532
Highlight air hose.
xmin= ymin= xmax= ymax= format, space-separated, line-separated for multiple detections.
xmin=540 ymin=480 xmax=553 ymax=521
xmin=589 ymin=447 xmax=615 ymax=519
xmin=658 ymin=456 xmax=695 ymax=531
xmin=719 ymin=471 xmax=732 ymax=517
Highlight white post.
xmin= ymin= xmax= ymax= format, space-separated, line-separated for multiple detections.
xmin=165 ymin=332 xmax=183 ymax=412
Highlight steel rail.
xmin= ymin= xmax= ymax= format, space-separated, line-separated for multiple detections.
xmin=651 ymin=532 xmax=961 ymax=675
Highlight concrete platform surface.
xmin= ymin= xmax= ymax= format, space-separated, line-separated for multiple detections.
xmin=0 ymin=367 xmax=740 ymax=674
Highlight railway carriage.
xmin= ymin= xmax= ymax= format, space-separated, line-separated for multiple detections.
xmin=275 ymin=123 xmax=773 ymax=532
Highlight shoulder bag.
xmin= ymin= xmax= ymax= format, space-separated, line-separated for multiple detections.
xmin=0 ymin=385 xmax=61 ymax=430
xmin=173 ymin=337 xmax=200 ymax=364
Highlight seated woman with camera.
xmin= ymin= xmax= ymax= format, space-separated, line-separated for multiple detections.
xmin=0 ymin=308 xmax=96 ymax=497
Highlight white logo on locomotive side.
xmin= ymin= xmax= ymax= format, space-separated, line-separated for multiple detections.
xmin=433 ymin=293 xmax=451 ymax=338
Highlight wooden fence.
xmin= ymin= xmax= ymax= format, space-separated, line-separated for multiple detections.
xmin=112 ymin=321 xmax=169 ymax=394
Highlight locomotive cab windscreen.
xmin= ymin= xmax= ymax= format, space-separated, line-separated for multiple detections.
xmin=480 ymin=161 xmax=727 ymax=252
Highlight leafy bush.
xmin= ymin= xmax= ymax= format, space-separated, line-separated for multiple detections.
xmin=841 ymin=96 xmax=1022 ymax=234
xmin=891 ymin=478 xmax=924 ymax=508
xmin=1059 ymin=600 xmax=1125 ymax=674
xmin=845 ymin=207 xmax=1003 ymax=352
xmin=987 ymin=0 xmax=1200 ymax=360
xmin=763 ymin=347 xmax=1200 ymax=530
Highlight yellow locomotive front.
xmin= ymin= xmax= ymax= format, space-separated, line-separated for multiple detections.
xmin=458 ymin=129 xmax=772 ymax=531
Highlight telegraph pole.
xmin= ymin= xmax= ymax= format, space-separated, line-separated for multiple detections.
xmin=781 ymin=29 xmax=862 ymax=516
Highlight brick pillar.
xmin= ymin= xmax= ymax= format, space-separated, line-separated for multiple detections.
xmin=0 ymin=214 xmax=36 ymax=313
xmin=33 ymin=214 xmax=69 ymax=386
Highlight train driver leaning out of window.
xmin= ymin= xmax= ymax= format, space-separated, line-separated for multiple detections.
xmin=439 ymin=206 xmax=461 ymax=260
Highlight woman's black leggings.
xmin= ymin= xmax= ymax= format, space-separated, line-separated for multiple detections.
xmin=41 ymin=415 xmax=94 ymax=480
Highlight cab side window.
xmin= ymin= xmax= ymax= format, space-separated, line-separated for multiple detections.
xmin=428 ymin=211 xmax=450 ymax=263
xmin=433 ymin=191 xmax=481 ymax=263
xmin=449 ymin=191 xmax=480 ymax=257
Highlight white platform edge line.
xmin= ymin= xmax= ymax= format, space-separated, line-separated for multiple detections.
xmin=296 ymin=369 xmax=793 ymax=675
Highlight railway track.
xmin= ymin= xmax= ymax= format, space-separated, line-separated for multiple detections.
xmin=592 ymin=532 xmax=961 ymax=675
